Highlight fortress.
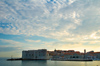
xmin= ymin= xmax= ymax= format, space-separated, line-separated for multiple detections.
xmin=22 ymin=49 xmax=49 ymax=60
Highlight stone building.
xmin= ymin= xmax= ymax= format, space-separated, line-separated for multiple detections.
xmin=22 ymin=49 xmax=49 ymax=60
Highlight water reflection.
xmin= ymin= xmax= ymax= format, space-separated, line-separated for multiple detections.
xmin=47 ymin=61 xmax=93 ymax=66
xmin=85 ymin=62 xmax=87 ymax=66
xmin=21 ymin=60 xmax=100 ymax=66
xmin=22 ymin=60 xmax=47 ymax=66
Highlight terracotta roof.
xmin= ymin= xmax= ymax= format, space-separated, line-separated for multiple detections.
xmin=75 ymin=51 xmax=80 ymax=53
xmin=80 ymin=53 xmax=84 ymax=55
xmin=94 ymin=52 xmax=100 ymax=53
xmin=64 ymin=52 xmax=81 ymax=55
xmin=55 ymin=50 xmax=62 ymax=51
xmin=64 ymin=53 xmax=74 ymax=55
xmin=68 ymin=50 xmax=74 ymax=51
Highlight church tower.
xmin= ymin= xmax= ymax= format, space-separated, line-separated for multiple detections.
xmin=84 ymin=49 xmax=86 ymax=59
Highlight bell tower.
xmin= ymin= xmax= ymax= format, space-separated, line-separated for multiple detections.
xmin=84 ymin=49 xmax=86 ymax=59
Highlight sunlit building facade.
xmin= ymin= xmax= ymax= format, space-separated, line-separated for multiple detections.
xmin=22 ymin=49 xmax=49 ymax=60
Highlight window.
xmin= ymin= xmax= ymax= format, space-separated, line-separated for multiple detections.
xmin=73 ymin=56 xmax=75 ymax=58
xmin=32 ymin=54 xmax=33 ymax=56
xmin=76 ymin=56 xmax=79 ymax=58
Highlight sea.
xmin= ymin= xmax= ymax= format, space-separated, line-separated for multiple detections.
xmin=0 ymin=58 xmax=100 ymax=66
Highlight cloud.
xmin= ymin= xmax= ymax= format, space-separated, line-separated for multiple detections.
xmin=0 ymin=39 xmax=24 ymax=46
xmin=0 ymin=0 xmax=100 ymax=43
xmin=0 ymin=39 xmax=45 ymax=51
xmin=0 ymin=46 xmax=18 ymax=52
xmin=25 ymin=39 xmax=41 ymax=43
xmin=0 ymin=0 xmax=79 ymax=36
xmin=0 ymin=38 xmax=99 ymax=52
xmin=41 ymin=40 xmax=100 ymax=52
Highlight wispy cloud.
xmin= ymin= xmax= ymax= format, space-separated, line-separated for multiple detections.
xmin=0 ymin=39 xmax=24 ymax=45
xmin=0 ymin=0 xmax=82 ymax=39
xmin=0 ymin=0 xmax=100 ymax=53
xmin=25 ymin=39 xmax=41 ymax=43
xmin=0 ymin=46 xmax=18 ymax=52
xmin=0 ymin=39 xmax=44 ymax=51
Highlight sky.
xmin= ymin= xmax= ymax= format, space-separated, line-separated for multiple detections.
xmin=0 ymin=0 xmax=100 ymax=57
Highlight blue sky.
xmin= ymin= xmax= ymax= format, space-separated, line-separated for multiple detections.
xmin=0 ymin=0 xmax=100 ymax=57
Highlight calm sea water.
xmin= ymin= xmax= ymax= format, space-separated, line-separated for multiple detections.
xmin=0 ymin=58 xmax=100 ymax=66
